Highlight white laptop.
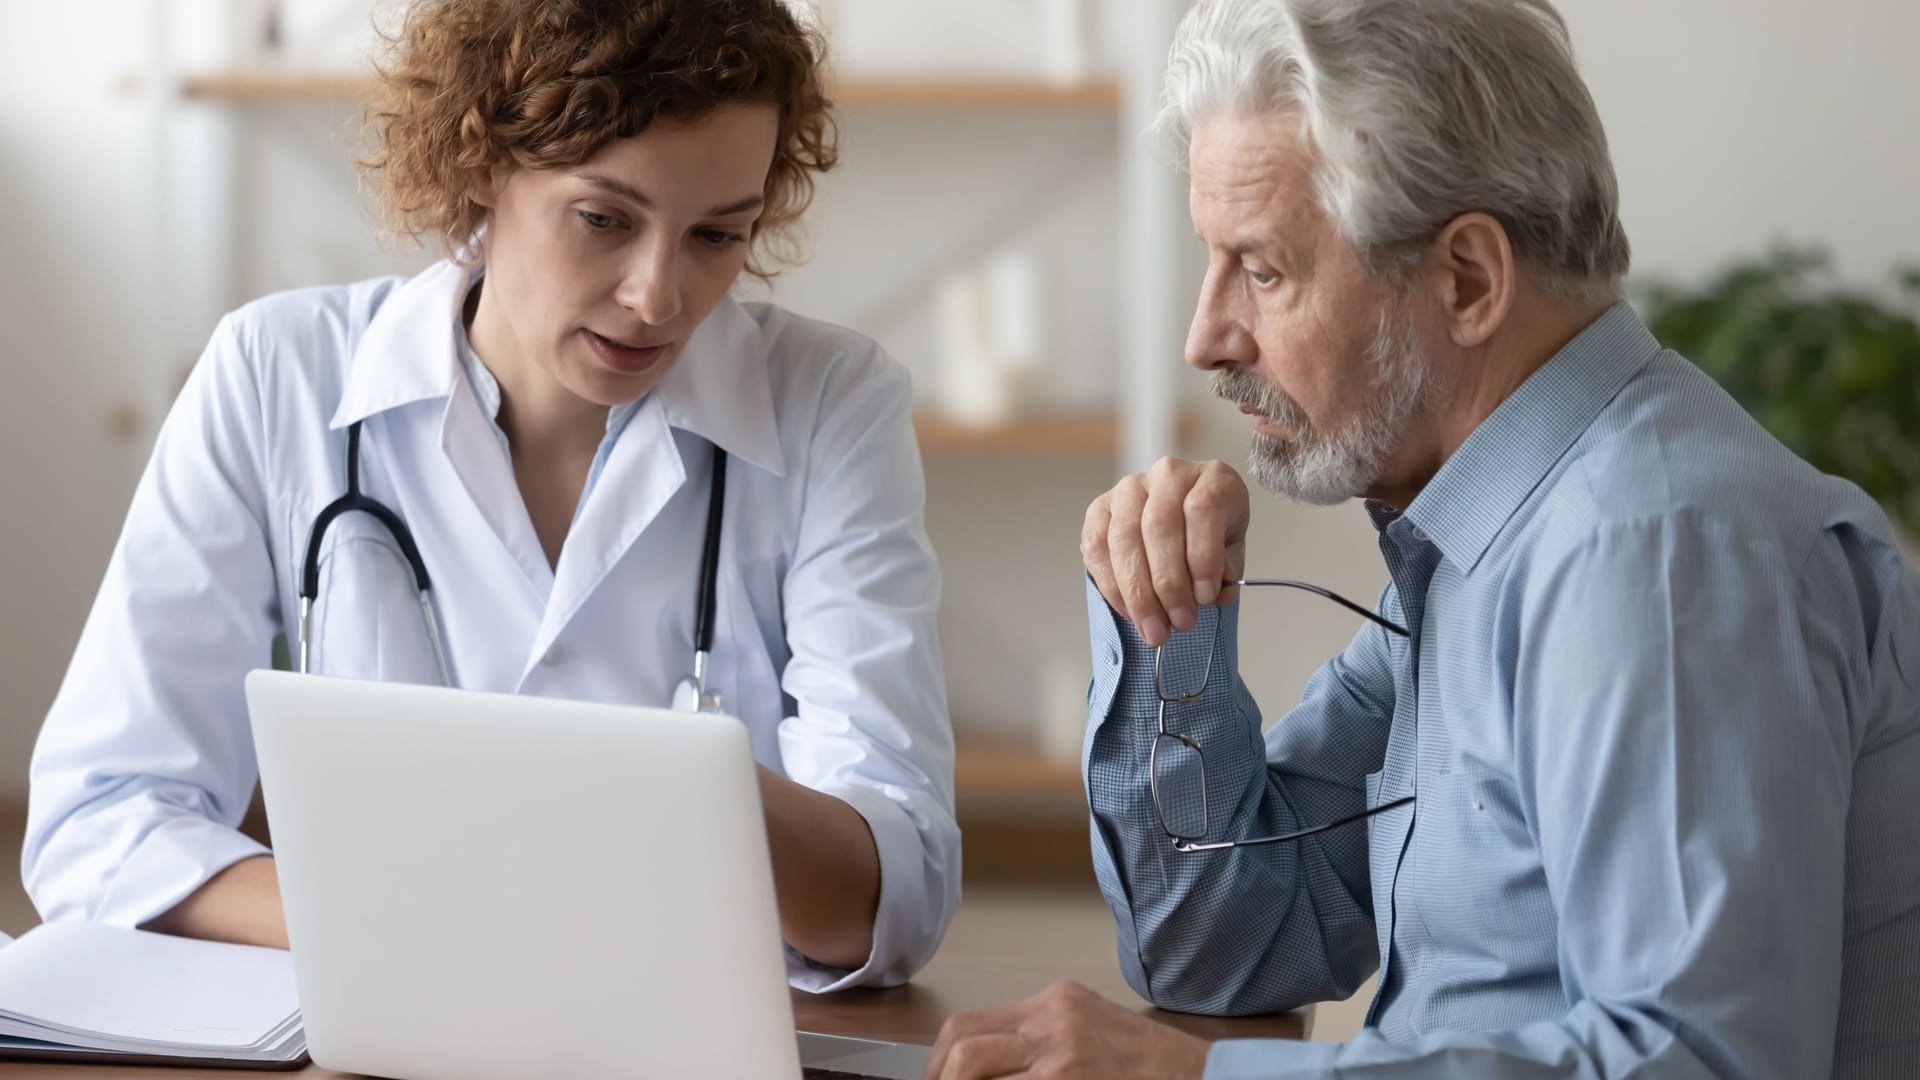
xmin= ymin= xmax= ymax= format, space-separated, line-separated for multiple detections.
xmin=244 ymin=670 xmax=931 ymax=1080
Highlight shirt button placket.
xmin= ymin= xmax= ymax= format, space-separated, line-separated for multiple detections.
xmin=1366 ymin=523 xmax=1440 ymax=1029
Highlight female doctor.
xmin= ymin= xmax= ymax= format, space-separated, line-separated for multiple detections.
xmin=22 ymin=0 xmax=958 ymax=991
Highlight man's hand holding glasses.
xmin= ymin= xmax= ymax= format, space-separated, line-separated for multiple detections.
xmin=1083 ymin=457 xmax=1415 ymax=853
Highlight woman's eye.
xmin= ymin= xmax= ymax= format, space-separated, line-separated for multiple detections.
xmin=578 ymin=210 xmax=619 ymax=231
xmin=1247 ymin=267 xmax=1278 ymax=287
xmin=697 ymin=229 xmax=746 ymax=248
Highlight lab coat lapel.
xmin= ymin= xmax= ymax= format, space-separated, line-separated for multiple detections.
xmin=525 ymin=399 xmax=687 ymax=680
xmin=334 ymin=260 xmax=557 ymax=598
xmin=517 ymin=298 xmax=785 ymax=678
xmin=327 ymin=265 xmax=810 ymax=682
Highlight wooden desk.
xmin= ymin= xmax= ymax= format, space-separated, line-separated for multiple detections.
xmin=0 ymin=888 xmax=1303 ymax=1078
xmin=792 ymin=887 xmax=1304 ymax=1045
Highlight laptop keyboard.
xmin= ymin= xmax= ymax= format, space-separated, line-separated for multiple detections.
xmin=802 ymin=1069 xmax=897 ymax=1079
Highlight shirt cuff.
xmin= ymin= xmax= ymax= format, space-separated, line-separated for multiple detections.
xmin=785 ymin=781 xmax=945 ymax=993
xmin=1206 ymin=1037 xmax=1342 ymax=1080
xmin=1086 ymin=575 xmax=1127 ymax=723
xmin=1085 ymin=574 xmax=1239 ymax=724
xmin=93 ymin=814 xmax=271 ymax=929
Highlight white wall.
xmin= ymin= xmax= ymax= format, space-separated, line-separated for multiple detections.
xmin=2 ymin=0 xmax=1917 ymax=800
xmin=1565 ymin=0 xmax=1920 ymax=287
xmin=0 ymin=6 xmax=165 ymax=798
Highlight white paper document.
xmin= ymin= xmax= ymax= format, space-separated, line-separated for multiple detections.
xmin=0 ymin=921 xmax=305 ymax=1065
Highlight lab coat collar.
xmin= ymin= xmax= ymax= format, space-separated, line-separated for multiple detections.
xmin=331 ymin=261 xmax=786 ymax=479
xmin=330 ymin=259 xmax=470 ymax=431
xmin=649 ymin=297 xmax=786 ymax=478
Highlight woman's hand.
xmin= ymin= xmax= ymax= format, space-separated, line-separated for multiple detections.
xmin=756 ymin=766 xmax=881 ymax=969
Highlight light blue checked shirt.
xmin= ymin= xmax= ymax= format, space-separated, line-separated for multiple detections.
xmin=1085 ymin=303 xmax=1920 ymax=1078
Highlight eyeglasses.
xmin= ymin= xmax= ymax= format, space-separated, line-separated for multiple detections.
xmin=1150 ymin=579 xmax=1417 ymax=853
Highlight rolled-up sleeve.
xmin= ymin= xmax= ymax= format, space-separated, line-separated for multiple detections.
xmin=774 ymin=348 xmax=959 ymax=991
xmin=1085 ymin=580 xmax=1394 ymax=1016
xmin=24 ymin=313 xmax=279 ymax=928
xmin=1202 ymin=513 xmax=1855 ymax=1077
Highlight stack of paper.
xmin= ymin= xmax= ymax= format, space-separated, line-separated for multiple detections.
xmin=0 ymin=921 xmax=306 ymax=1068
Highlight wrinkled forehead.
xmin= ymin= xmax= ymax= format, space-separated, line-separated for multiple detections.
xmin=1187 ymin=108 xmax=1331 ymax=254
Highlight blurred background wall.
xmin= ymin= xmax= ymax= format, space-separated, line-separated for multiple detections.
xmin=0 ymin=0 xmax=1915 ymax=970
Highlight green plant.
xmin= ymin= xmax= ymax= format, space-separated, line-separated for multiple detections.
xmin=1640 ymin=246 xmax=1920 ymax=537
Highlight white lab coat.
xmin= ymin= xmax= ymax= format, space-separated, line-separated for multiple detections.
xmin=23 ymin=259 xmax=959 ymax=991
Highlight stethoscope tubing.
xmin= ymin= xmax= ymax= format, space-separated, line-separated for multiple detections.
xmin=296 ymin=419 xmax=725 ymax=704
xmin=688 ymin=448 xmax=729 ymax=701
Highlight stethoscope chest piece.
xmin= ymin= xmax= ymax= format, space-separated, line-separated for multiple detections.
xmin=671 ymin=676 xmax=724 ymax=715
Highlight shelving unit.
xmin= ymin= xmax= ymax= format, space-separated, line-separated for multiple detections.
xmin=137 ymin=3 xmax=1193 ymax=887
xmin=154 ymin=65 xmax=1174 ymax=465
xmin=141 ymin=5 xmax=1186 ymax=472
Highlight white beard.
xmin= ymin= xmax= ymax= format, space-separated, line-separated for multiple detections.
xmin=1213 ymin=305 xmax=1440 ymax=506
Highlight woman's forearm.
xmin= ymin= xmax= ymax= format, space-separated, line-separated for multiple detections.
xmin=756 ymin=768 xmax=881 ymax=970
xmin=138 ymin=791 xmax=881 ymax=970
xmin=142 ymin=854 xmax=290 ymax=949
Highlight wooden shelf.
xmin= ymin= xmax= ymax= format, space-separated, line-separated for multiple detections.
xmin=170 ymin=71 xmax=1120 ymax=111
xmin=833 ymin=76 xmax=1119 ymax=111
xmin=954 ymin=745 xmax=1091 ymax=885
xmin=914 ymin=410 xmax=1198 ymax=457
xmin=176 ymin=70 xmax=366 ymax=104
xmin=954 ymin=744 xmax=1083 ymax=798
xmin=914 ymin=412 xmax=1124 ymax=457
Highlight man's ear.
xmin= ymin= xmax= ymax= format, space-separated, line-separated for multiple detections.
xmin=1424 ymin=213 xmax=1516 ymax=348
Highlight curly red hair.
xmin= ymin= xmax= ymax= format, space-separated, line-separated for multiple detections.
xmin=360 ymin=0 xmax=838 ymax=279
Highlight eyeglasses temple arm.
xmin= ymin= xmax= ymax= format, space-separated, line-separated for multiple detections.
xmin=1171 ymin=794 xmax=1415 ymax=852
xmin=1236 ymin=579 xmax=1410 ymax=638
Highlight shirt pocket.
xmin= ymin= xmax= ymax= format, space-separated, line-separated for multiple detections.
xmin=302 ymin=514 xmax=445 ymax=685
xmin=1408 ymin=758 xmax=1543 ymax=958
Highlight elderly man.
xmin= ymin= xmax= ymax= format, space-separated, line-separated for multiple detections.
xmin=927 ymin=0 xmax=1919 ymax=1077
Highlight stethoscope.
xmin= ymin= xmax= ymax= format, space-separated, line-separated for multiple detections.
xmin=297 ymin=419 xmax=729 ymax=713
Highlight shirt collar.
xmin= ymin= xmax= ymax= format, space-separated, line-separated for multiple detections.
xmin=331 ymin=259 xmax=786 ymax=477
xmin=1373 ymin=301 xmax=1663 ymax=572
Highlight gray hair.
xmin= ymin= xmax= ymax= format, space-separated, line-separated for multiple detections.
xmin=1155 ymin=0 xmax=1631 ymax=305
